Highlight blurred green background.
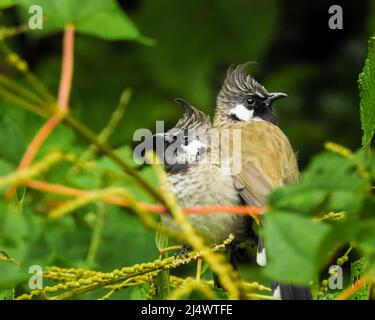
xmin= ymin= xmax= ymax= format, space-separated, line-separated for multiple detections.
xmin=0 ymin=0 xmax=374 ymax=299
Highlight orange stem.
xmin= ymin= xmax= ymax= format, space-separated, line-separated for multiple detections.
xmin=18 ymin=115 xmax=63 ymax=170
xmin=57 ymin=24 xmax=74 ymax=110
xmin=336 ymin=277 xmax=368 ymax=300
xmin=26 ymin=179 xmax=265 ymax=216
xmin=184 ymin=205 xmax=264 ymax=215
xmin=7 ymin=26 xmax=75 ymax=198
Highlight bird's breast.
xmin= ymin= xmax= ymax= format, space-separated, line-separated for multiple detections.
xmin=164 ymin=164 xmax=250 ymax=245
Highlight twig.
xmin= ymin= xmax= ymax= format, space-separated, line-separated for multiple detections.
xmin=167 ymin=278 xmax=216 ymax=300
xmin=0 ymin=152 xmax=64 ymax=188
xmin=18 ymin=115 xmax=63 ymax=171
xmin=6 ymin=25 xmax=75 ymax=197
xmin=25 ymin=179 xmax=264 ymax=216
xmin=336 ymin=277 xmax=368 ymax=300
xmin=0 ymin=85 xmax=48 ymax=117
xmin=57 ymin=24 xmax=74 ymax=111
xmin=70 ymin=89 xmax=131 ymax=174
xmin=86 ymin=203 xmax=107 ymax=266
xmin=0 ymin=75 xmax=47 ymax=107
xmin=17 ymin=235 xmax=234 ymax=300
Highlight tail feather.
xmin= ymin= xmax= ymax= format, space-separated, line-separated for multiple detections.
xmin=271 ymin=281 xmax=313 ymax=300
xmin=256 ymin=236 xmax=267 ymax=266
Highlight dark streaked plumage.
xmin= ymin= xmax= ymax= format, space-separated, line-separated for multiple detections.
xmin=160 ymin=99 xmax=252 ymax=246
xmin=170 ymin=98 xmax=211 ymax=133
xmin=218 ymin=62 xmax=269 ymax=103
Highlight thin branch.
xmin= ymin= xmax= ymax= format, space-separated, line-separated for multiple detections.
xmin=336 ymin=277 xmax=369 ymax=300
xmin=18 ymin=115 xmax=63 ymax=170
xmin=86 ymin=203 xmax=107 ymax=266
xmin=0 ymin=38 xmax=55 ymax=106
xmin=0 ymin=85 xmax=49 ymax=117
xmin=0 ymin=75 xmax=47 ymax=107
xmin=25 ymin=179 xmax=265 ymax=216
xmin=68 ymin=89 xmax=131 ymax=175
xmin=7 ymin=25 xmax=75 ymax=197
xmin=17 ymin=236 xmax=235 ymax=300
xmin=0 ymin=152 xmax=64 ymax=189
xmin=57 ymin=24 xmax=74 ymax=111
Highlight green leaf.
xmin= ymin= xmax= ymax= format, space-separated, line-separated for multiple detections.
xmin=358 ymin=36 xmax=375 ymax=148
xmin=263 ymin=211 xmax=332 ymax=284
xmin=269 ymin=151 xmax=367 ymax=216
xmin=18 ymin=0 xmax=151 ymax=43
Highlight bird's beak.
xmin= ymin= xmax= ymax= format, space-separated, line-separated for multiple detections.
xmin=267 ymin=92 xmax=287 ymax=103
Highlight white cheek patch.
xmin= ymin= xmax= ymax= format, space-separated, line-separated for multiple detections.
xmin=230 ymin=104 xmax=254 ymax=121
xmin=181 ymin=139 xmax=206 ymax=156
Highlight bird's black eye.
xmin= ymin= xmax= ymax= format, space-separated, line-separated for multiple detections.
xmin=246 ymin=97 xmax=255 ymax=106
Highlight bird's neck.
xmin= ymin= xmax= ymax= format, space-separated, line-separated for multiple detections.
xmin=213 ymin=108 xmax=240 ymax=128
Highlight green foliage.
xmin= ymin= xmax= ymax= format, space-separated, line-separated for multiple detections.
xmin=15 ymin=0 xmax=152 ymax=43
xmin=319 ymin=291 xmax=341 ymax=300
xmin=263 ymin=212 xmax=331 ymax=284
xmin=350 ymin=258 xmax=369 ymax=300
xmin=269 ymin=152 xmax=367 ymax=215
xmin=264 ymin=150 xmax=374 ymax=285
xmin=359 ymin=36 xmax=375 ymax=149
xmin=0 ymin=140 xmax=159 ymax=292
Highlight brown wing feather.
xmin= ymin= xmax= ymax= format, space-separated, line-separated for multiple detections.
xmin=223 ymin=121 xmax=299 ymax=206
